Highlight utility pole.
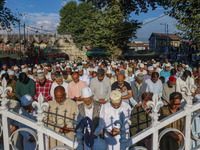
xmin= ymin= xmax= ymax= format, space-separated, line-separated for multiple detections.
xmin=18 ymin=12 xmax=21 ymax=54
xmin=23 ymin=13 xmax=26 ymax=53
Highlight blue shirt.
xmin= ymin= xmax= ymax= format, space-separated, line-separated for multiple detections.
xmin=160 ymin=69 xmax=171 ymax=79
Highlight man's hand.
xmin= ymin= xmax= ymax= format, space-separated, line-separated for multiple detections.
xmin=7 ymin=91 xmax=15 ymax=97
xmin=98 ymin=99 xmax=107 ymax=104
xmin=120 ymin=86 xmax=127 ymax=93
xmin=74 ymin=96 xmax=82 ymax=101
xmin=169 ymin=132 xmax=179 ymax=141
xmin=178 ymin=134 xmax=183 ymax=141
xmin=135 ymin=103 xmax=141 ymax=108
xmin=62 ymin=124 xmax=74 ymax=134
xmin=109 ymin=128 xmax=120 ymax=137
xmin=28 ymin=135 xmax=36 ymax=142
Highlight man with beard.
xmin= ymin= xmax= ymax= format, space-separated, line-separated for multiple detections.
xmin=45 ymin=86 xmax=78 ymax=149
xmin=33 ymin=72 xmax=53 ymax=102
xmin=162 ymin=76 xmax=177 ymax=105
xmin=90 ymin=69 xmax=111 ymax=104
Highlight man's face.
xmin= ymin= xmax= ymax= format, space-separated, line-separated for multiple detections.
xmin=48 ymin=67 xmax=51 ymax=72
xmin=106 ymin=74 xmax=112 ymax=79
xmin=98 ymin=75 xmax=104 ymax=82
xmin=78 ymin=70 xmax=83 ymax=76
xmin=44 ymin=69 xmax=48 ymax=74
xmin=178 ymin=67 xmax=182 ymax=71
xmin=92 ymin=72 xmax=97 ymax=78
xmin=14 ymin=69 xmax=19 ymax=73
xmin=83 ymin=96 xmax=93 ymax=106
xmin=152 ymin=76 xmax=158 ymax=83
xmin=148 ymin=70 xmax=153 ymax=76
xmin=3 ymin=66 xmax=7 ymax=71
xmin=51 ymin=75 xmax=55 ymax=81
xmin=170 ymin=99 xmax=181 ymax=111
xmin=169 ymin=80 xmax=176 ymax=86
xmin=137 ymin=80 xmax=143 ymax=85
xmin=128 ymin=71 xmax=132 ymax=75
xmin=142 ymin=98 xmax=152 ymax=110
xmin=53 ymin=68 xmax=57 ymax=72
xmin=115 ymin=70 xmax=119 ymax=76
xmin=72 ymin=74 xmax=79 ymax=83
xmin=63 ymin=74 xmax=68 ymax=79
xmin=140 ymin=67 xmax=144 ymax=72
xmin=117 ymin=76 xmax=124 ymax=86
xmin=38 ymin=78 xmax=46 ymax=86
xmin=55 ymin=91 xmax=66 ymax=103
xmin=24 ymin=104 xmax=34 ymax=113
xmin=111 ymin=101 xmax=122 ymax=109
xmin=165 ymin=66 xmax=170 ymax=71
xmin=56 ymin=78 xmax=63 ymax=86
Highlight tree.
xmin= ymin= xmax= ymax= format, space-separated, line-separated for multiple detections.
xmin=58 ymin=1 xmax=141 ymax=58
xmin=167 ymin=0 xmax=200 ymax=46
xmin=0 ymin=0 xmax=18 ymax=30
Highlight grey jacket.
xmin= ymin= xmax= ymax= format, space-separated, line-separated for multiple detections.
xmin=130 ymin=81 xmax=147 ymax=103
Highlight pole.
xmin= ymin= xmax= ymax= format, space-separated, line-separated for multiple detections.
xmin=18 ymin=12 xmax=21 ymax=54
xmin=27 ymin=28 xmax=28 ymax=52
xmin=23 ymin=13 xmax=26 ymax=54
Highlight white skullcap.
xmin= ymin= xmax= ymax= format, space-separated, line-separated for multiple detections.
xmin=81 ymin=87 xmax=93 ymax=99
xmin=44 ymin=67 xmax=48 ymax=69
xmin=93 ymin=68 xmax=97 ymax=72
xmin=38 ymin=72 xmax=45 ymax=79
xmin=33 ymin=69 xmax=37 ymax=73
xmin=185 ymin=65 xmax=189 ymax=68
xmin=28 ymin=68 xmax=31 ymax=71
xmin=89 ymin=68 xmax=94 ymax=72
xmin=56 ymin=64 xmax=60 ymax=67
xmin=14 ymin=66 xmax=19 ymax=70
xmin=74 ymin=64 xmax=77 ymax=67
xmin=35 ymin=64 xmax=37 ymax=67
xmin=140 ymin=63 xmax=144 ymax=68
xmin=66 ymin=65 xmax=71 ymax=68
xmin=165 ymin=63 xmax=171 ymax=67
xmin=8 ymin=71 xmax=15 ymax=75
xmin=37 ymin=70 xmax=43 ymax=73
xmin=148 ymin=66 xmax=153 ymax=71
xmin=110 ymin=90 xmax=121 ymax=103
xmin=107 ymin=69 xmax=112 ymax=74
xmin=153 ymin=64 xmax=157 ymax=68
xmin=22 ymin=68 xmax=28 ymax=73
xmin=21 ymin=65 xmax=25 ymax=69
xmin=77 ymin=66 xmax=83 ymax=71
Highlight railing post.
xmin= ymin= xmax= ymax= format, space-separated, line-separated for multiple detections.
xmin=147 ymin=94 xmax=163 ymax=150
xmin=32 ymin=93 xmax=49 ymax=150
xmin=0 ymin=78 xmax=12 ymax=150
xmin=181 ymin=84 xmax=195 ymax=150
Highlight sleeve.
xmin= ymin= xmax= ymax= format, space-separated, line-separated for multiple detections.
xmin=94 ymin=105 xmax=105 ymax=136
xmin=15 ymin=81 xmax=21 ymax=100
xmin=85 ymin=75 xmax=90 ymax=86
xmin=19 ymin=123 xmax=31 ymax=140
xmin=68 ymin=84 xmax=73 ymax=99
xmin=111 ymin=82 xmax=116 ymax=90
xmin=105 ymin=80 xmax=111 ymax=101
xmin=90 ymin=79 xmax=98 ymax=101
xmin=50 ymin=83 xmax=55 ymax=99
xmin=158 ymin=81 xmax=163 ymax=98
xmin=30 ymin=80 xmax=36 ymax=98
xmin=146 ymin=81 xmax=150 ymax=93
xmin=126 ymin=82 xmax=131 ymax=90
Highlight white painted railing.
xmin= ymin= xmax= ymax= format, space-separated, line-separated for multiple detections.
xmin=0 ymin=78 xmax=78 ymax=150
xmin=117 ymin=84 xmax=200 ymax=150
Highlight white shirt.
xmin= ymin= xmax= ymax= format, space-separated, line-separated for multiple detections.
xmin=85 ymin=105 xmax=94 ymax=120
xmin=50 ymin=81 xmax=68 ymax=99
xmin=79 ymin=73 xmax=90 ymax=86
xmin=145 ymin=78 xmax=163 ymax=98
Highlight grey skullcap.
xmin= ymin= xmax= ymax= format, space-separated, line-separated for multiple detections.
xmin=136 ymin=73 xmax=144 ymax=81
xmin=37 ymin=72 xmax=45 ymax=79
xmin=119 ymin=70 xmax=125 ymax=75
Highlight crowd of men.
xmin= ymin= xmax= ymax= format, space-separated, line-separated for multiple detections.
xmin=0 ymin=58 xmax=200 ymax=150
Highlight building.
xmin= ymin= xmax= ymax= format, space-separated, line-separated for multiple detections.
xmin=129 ymin=41 xmax=149 ymax=51
xmin=149 ymin=33 xmax=180 ymax=52
xmin=0 ymin=34 xmax=87 ymax=60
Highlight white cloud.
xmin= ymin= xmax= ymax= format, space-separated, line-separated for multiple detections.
xmin=135 ymin=14 xmax=178 ymax=41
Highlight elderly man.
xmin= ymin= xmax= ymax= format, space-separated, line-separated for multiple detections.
xmin=44 ymin=86 xmax=78 ymax=149
xmin=78 ymin=66 xmax=90 ymax=86
xmin=135 ymin=63 xmax=147 ymax=75
xmin=33 ymin=72 xmax=53 ymax=102
xmin=144 ymin=66 xmax=153 ymax=81
xmin=94 ymin=90 xmax=131 ymax=150
xmin=90 ymin=69 xmax=111 ymax=104
xmin=145 ymin=72 xmax=163 ymax=98
xmin=50 ymin=73 xmax=68 ymax=99
xmin=159 ymin=92 xmax=184 ymax=150
xmin=130 ymin=73 xmax=147 ymax=107
xmin=68 ymin=72 xmax=87 ymax=104
xmin=162 ymin=76 xmax=177 ymax=105
xmin=111 ymin=73 xmax=132 ymax=104
xmin=14 ymin=66 xmax=21 ymax=78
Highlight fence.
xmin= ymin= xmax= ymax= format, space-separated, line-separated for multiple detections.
xmin=0 ymin=76 xmax=200 ymax=150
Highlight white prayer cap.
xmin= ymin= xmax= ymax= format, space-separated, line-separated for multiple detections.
xmin=56 ymin=64 xmax=60 ymax=67
xmin=35 ymin=64 xmax=37 ymax=67
xmin=37 ymin=66 xmax=41 ymax=69
xmin=140 ymin=63 xmax=144 ymax=68
xmin=81 ymin=87 xmax=93 ymax=99
xmin=148 ymin=66 xmax=153 ymax=71
xmin=38 ymin=72 xmax=45 ymax=79
xmin=66 ymin=65 xmax=71 ymax=68
xmin=165 ymin=63 xmax=171 ymax=67
xmin=82 ymin=61 xmax=87 ymax=64
xmin=14 ymin=66 xmax=19 ymax=70
xmin=185 ymin=65 xmax=189 ymax=68
xmin=21 ymin=94 xmax=33 ymax=107
xmin=107 ymin=70 xmax=112 ymax=74
xmin=153 ymin=64 xmax=157 ymax=68
xmin=77 ymin=66 xmax=83 ymax=71
xmin=89 ymin=68 xmax=94 ymax=72
xmin=110 ymin=90 xmax=121 ymax=103
xmin=28 ymin=68 xmax=31 ymax=71
xmin=98 ymin=62 xmax=101 ymax=66
xmin=74 ymin=64 xmax=77 ymax=67
xmin=21 ymin=65 xmax=25 ymax=69
xmin=93 ymin=68 xmax=97 ymax=72
xmin=33 ymin=69 xmax=37 ymax=73
xmin=8 ymin=71 xmax=15 ymax=75
xmin=22 ymin=68 xmax=28 ymax=73
xmin=37 ymin=70 xmax=43 ymax=73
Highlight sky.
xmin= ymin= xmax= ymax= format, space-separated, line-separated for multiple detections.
xmin=3 ymin=0 xmax=178 ymax=42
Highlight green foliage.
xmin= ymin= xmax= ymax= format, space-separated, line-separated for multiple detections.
xmin=57 ymin=1 xmax=141 ymax=56
xmin=0 ymin=0 xmax=18 ymax=30
xmin=167 ymin=0 xmax=200 ymax=44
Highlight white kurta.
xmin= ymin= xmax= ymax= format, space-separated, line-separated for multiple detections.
xmin=79 ymin=73 xmax=90 ymax=86
xmin=94 ymin=102 xmax=131 ymax=150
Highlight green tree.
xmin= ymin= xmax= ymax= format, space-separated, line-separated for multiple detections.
xmin=167 ymin=0 xmax=200 ymax=46
xmin=58 ymin=1 xmax=141 ymax=58
xmin=0 ymin=0 xmax=18 ymax=30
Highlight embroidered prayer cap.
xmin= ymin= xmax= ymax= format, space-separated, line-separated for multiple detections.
xmin=110 ymin=90 xmax=121 ymax=103
xmin=38 ymin=72 xmax=45 ymax=79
